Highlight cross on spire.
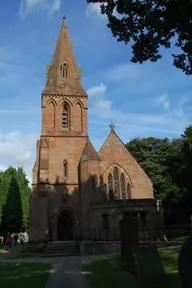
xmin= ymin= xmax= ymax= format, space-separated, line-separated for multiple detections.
xmin=109 ymin=123 xmax=115 ymax=131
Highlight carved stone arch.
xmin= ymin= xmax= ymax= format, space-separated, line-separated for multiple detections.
xmin=102 ymin=163 xmax=133 ymax=188
xmin=52 ymin=207 xmax=80 ymax=241
xmin=44 ymin=98 xmax=56 ymax=131
xmin=73 ymin=100 xmax=83 ymax=132
xmin=73 ymin=99 xmax=85 ymax=109
xmin=53 ymin=206 xmax=80 ymax=225
xmin=45 ymin=97 xmax=57 ymax=107
xmin=59 ymin=98 xmax=72 ymax=107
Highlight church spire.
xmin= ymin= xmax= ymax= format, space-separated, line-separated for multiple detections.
xmin=43 ymin=16 xmax=87 ymax=96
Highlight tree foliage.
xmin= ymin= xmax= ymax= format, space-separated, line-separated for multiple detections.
xmin=125 ymin=129 xmax=192 ymax=224
xmin=0 ymin=167 xmax=31 ymax=234
xmin=87 ymin=0 xmax=192 ymax=75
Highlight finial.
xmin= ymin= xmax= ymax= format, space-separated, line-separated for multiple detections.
xmin=109 ymin=123 xmax=115 ymax=131
xmin=63 ymin=14 xmax=67 ymax=26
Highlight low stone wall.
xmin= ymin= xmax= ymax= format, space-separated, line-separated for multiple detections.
xmin=80 ymin=241 xmax=121 ymax=255
xmin=80 ymin=240 xmax=182 ymax=256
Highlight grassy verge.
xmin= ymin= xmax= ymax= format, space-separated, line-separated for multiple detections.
xmin=0 ymin=243 xmax=42 ymax=259
xmin=0 ymin=262 xmax=51 ymax=288
xmin=7 ymin=249 xmax=42 ymax=259
xmin=0 ymin=248 xmax=8 ymax=254
xmin=82 ymin=247 xmax=181 ymax=288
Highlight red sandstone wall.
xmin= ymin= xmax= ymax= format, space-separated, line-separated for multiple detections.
xmin=98 ymin=131 xmax=153 ymax=199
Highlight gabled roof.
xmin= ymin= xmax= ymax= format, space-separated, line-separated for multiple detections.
xmin=81 ymin=138 xmax=101 ymax=162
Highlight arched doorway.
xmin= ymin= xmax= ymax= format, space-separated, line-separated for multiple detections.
xmin=57 ymin=211 xmax=74 ymax=241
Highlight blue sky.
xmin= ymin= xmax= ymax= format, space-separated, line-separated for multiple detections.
xmin=0 ymin=0 xmax=192 ymax=183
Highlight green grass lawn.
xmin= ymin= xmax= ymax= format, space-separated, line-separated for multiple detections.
xmin=6 ymin=248 xmax=42 ymax=259
xmin=0 ymin=262 xmax=51 ymax=288
xmin=82 ymin=247 xmax=181 ymax=288
xmin=0 ymin=243 xmax=42 ymax=259
xmin=0 ymin=248 xmax=7 ymax=254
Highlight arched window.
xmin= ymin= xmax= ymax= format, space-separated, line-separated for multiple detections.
xmin=108 ymin=174 xmax=113 ymax=201
xmin=113 ymin=167 xmax=120 ymax=200
xmin=92 ymin=176 xmax=97 ymax=190
xmin=120 ymin=174 xmax=126 ymax=199
xmin=63 ymin=160 xmax=68 ymax=178
xmin=61 ymin=63 xmax=68 ymax=78
xmin=62 ymin=104 xmax=69 ymax=128
xmin=127 ymin=183 xmax=131 ymax=199
xmin=103 ymin=184 xmax=107 ymax=200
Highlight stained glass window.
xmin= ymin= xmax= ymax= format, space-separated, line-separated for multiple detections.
xmin=120 ymin=173 xmax=126 ymax=199
xmin=108 ymin=174 xmax=113 ymax=201
xmin=127 ymin=183 xmax=131 ymax=199
xmin=113 ymin=167 xmax=120 ymax=200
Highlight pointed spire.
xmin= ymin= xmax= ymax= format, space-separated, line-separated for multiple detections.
xmin=43 ymin=16 xmax=87 ymax=96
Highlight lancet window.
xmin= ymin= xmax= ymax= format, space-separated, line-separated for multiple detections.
xmin=62 ymin=104 xmax=69 ymax=128
xmin=63 ymin=160 xmax=68 ymax=178
xmin=61 ymin=63 xmax=68 ymax=77
xmin=108 ymin=174 xmax=113 ymax=201
xmin=113 ymin=167 xmax=120 ymax=200
xmin=120 ymin=173 xmax=126 ymax=199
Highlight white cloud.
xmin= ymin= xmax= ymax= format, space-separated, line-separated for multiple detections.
xmin=85 ymin=3 xmax=121 ymax=20
xmin=51 ymin=0 xmax=60 ymax=11
xmin=0 ymin=130 xmax=37 ymax=185
xmin=156 ymin=94 xmax=170 ymax=110
xmin=19 ymin=0 xmax=61 ymax=17
xmin=89 ymin=97 xmax=189 ymax=137
xmin=93 ymin=99 xmax=113 ymax=117
xmin=87 ymin=83 xmax=106 ymax=96
xmin=106 ymin=63 xmax=142 ymax=81
xmin=90 ymin=99 xmax=167 ymax=125
xmin=85 ymin=3 xmax=105 ymax=18
xmin=0 ymin=108 xmax=39 ymax=115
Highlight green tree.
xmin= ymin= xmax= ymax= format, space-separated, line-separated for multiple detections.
xmin=126 ymin=137 xmax=183 ymax=223
xmin=180 ymin=125 xmax=192 ymax=198
xmin=1 ymin=168 xmax=23 ymax=233
xmin=16 ymin=167 xmax=31 ymax=230
xmin=87 ymin=0 xmax=192 ymax=75
xmin=126 ymin=137 xmax=170 ymax=198
xmin=0 ymin=168 xmax=13 ymax=227
xmin=0 ymin=166 xmax=31 ymax=233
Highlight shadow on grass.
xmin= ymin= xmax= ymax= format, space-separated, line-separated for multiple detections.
xmin=0 ymin=262 xmax=51 ymax=288
xmin=141 ymin=273 xmax=180 ymax=288
xmin=83 ymin=249 xmax=182 ymax=288
xmin=83 ymin=254 xmax=140 ymax=288
xmin=7 ymin=250 xmax=42 ymax=259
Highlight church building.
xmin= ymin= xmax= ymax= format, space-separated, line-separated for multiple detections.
xmin=29 ymin=16 xmax=161 ymax=246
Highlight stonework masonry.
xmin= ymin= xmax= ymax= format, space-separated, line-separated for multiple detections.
xmin=29 ymin=16 xmax=161 ymax=246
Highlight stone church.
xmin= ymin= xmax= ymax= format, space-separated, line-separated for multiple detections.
xmin=29 ymin=16 xmax=161 ymax=246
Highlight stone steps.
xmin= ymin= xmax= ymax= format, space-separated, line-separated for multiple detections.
xmin=42 ymin=241 xmax=80 ymax=257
